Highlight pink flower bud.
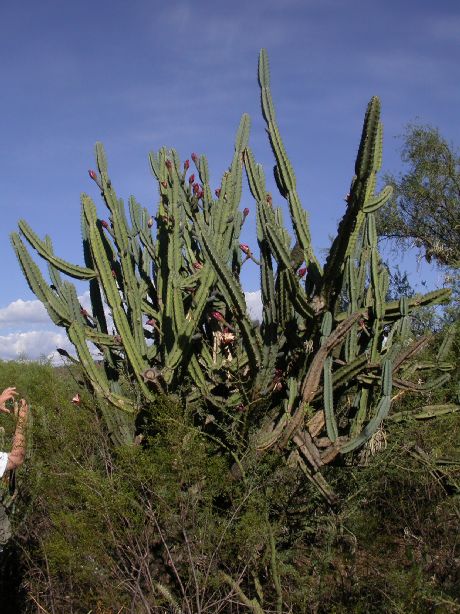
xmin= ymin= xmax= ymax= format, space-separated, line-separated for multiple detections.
xmin=80 ymin=308 xmax=89 ymax=317
xmin=239 ymin=243 xmax=250 ymax=254
xmin=191 ymin=152 xmax=198 ymax=163
xmin=161 ymin=180 xmax=168 ymax=189
xmin=243 ymin=207 xmax=250 ymax=218
xmin=146 ymin=318 xmax=156 ymax=326
xmin=184 ymin=159 xmax=190 ymax=171
xmin=71 ymin=393 xmax=81 ymax=405
xmin=88 ymin=170 xmax=97 ymax=181
xmin=266 ymin=194 xmax=272 ymax=205
xmin=215 ymin=188 xmax=221 ymax=197
xmin=193 ymin=183 xmax=200 ymax=195
xmin=165 ymin=160 xmax=172 ymax=170
xmin=101 ymin=220 xmax=109 ymax=228
xmin=211 ymin=311 xmax=225 ymax=322
xmin=193 ymin=262 xmax=203 ymax=270
xmin=189 ymin=174 xmax=195 ymax=184
xmin=297 ymin=267 xmax=307 ymax=278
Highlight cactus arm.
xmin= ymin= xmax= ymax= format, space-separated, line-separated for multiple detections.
xmin=392 ymin=373 xmax=451 ymax=391
xmin=322 ymin=97 xmax=391 ymax=306
xmin=10 ymin=233 xmax=71 ymax=326
xmin=67 ymin=322 xmax=135 ymax=412
xmin=320 ymin=313 xmax=339 ymax=442
xmin=82 ymin=196 xmax=154 ymax=398
xmin=257 ymin=202 xmax=315 ymax=318
xmin=94 ymin=146 xmax=148 ymax=360
xmin=278 ymin=311 xmax=363 ymax=446
xmin=341 ymin=360 xmax=392 ymax=453
xmin=17 ymin=220 xmax=96 ymax=280
xmin=43 ymin=236 xmax=64 ymax=292
xmin=333 ymin=288 xmax=452 ymax=324
xmin=194 ymin=218 xmax=262 ymax=374
xmin=162 ymin=264 xmax=216 ymax=382
xmin=257 ymin=49 xmax=322 ymax=282
xmin=362 ymin=185 xmax=393 ymax=213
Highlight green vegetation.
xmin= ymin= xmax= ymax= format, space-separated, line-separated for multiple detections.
xmin=11 ymin=51 xmax=452 ymax=505
xmin=2 ymin=49 xmax=459 ymax=612
xmin=0 ymin=357 xmax=458 ymax=612
xmin=378 ymin=123 xmax=460 ymax=270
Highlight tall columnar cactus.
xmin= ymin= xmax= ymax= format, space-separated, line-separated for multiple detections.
xmin=12 ymin=50 xmax=452 ymax=495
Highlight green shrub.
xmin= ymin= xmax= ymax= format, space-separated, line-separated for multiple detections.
xmin=0 ymin=359 xmax=456 ymax=612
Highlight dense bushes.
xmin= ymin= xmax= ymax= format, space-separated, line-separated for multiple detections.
xmin=0 ymin=357 xmax=458 ymax=612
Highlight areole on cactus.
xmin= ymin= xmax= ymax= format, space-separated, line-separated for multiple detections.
xmin=11 ymin=49 xmax=452 ymax=499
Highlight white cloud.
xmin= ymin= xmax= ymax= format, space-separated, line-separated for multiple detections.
xmin=0 ymin=299 xmax=48 ymax=328
xmin=0 ymin=330 xmax=73 ymax=362
xmin=0 ymin=290 xmax=263 ymax=362
xmin=245 ymin=290 xmax=262 ymax=322
xmin=0 ymin=292 xmax=93 ymax=331
xmin=0 ymin=291 xmax=100 ymax=363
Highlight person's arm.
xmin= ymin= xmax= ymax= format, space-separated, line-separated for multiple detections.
xmin=6 ymin=399 xmax=29 ymax=471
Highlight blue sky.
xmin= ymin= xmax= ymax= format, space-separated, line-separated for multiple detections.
xmin=0 ymin=0 xmax=459 ymax=360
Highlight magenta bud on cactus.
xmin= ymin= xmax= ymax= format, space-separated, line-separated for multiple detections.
xmin=193 ymin=262 xmax=203 ymax=270
xmin=189 ymin=174 xmax=195 ymax=184
xmin=191 ymin=152 xmax=198 ymax=162
xmin=266 ymin=194 xmax=272 ymax=205
xmin=161 ymin=180 xmax=167 ymax=189
xmin=88 ymin=170 xmax=97 ymax=181
xmin=211 ymin=311 xmax=224 ymax=322
xmin=165 ymin=160 xmax=172 ymax=170
xmin=146 ymin=318 xmax=156 ymax=326
xmin=101 ymin=220 xmax=109 ymax=229
xmin=184 ymin=159 xmax=190 ymax=171
xmin=71 ymin=393 xmax=81 ymax=406
xmin=243 ymin=207 xmax=250 ymax=218
xmin=80 ymin=308 xmax=88 ymax=317
xmin=215 ymin=188 xmax=221 ymax=197
xmin=193 ymin=183 xmax=200 ymax=194
xmin=239 ymin=243 xmax=250 ymax=254
xmin=197 ymin=189 xmax=203 ymax=199
xmin=297 ymin=267 xmax=307 ymax=278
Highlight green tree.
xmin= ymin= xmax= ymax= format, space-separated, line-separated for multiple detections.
xmin=379 ymin=124 xmax=460 ymax=269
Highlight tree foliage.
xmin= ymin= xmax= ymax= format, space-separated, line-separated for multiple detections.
xmin=378 ymin=124 xmax=460 ymax=269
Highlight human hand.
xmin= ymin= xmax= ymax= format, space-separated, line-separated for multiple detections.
xmin=0 ymin=387 xmax=18 ymax=414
